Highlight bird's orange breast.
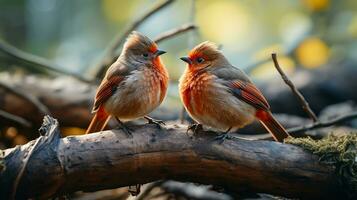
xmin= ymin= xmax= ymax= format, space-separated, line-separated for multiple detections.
xmin=179 ymin=70 xmax=214 ymax=116
xmin=153 ymin=58 xmax=169 ymax=103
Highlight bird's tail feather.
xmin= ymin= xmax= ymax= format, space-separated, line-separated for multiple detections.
xmin=85 ymin=106 xmax=110 ymax=134
xmin=256 ymin=110 xmax=290 ymax=142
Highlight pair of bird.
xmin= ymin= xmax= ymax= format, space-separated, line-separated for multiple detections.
xmin=86 ymin=31 xmax=290 ymax=142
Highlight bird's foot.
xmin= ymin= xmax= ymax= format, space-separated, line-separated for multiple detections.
xmin=214 ymin=127 xmax=232 ymax=143
xmin=214 ymin=133 xmax=232 ymax=142
xmin=128 ymin=184 xmax=141 ymax=196
xmin=115 ymin=117 xmax=133 ymax=138
xmin=144 ymin=116 xmax=165 ymax=128
xmin=120 ymin=125 xmax=134 ymax=138
xmin=186 ymin=123 xmax=203 ymax=135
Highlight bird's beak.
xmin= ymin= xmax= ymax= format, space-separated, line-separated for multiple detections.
xmin=155 ymin=50 xmax=166 ymax=57
xmin=180 ymin=56 xmax=192 ymax=65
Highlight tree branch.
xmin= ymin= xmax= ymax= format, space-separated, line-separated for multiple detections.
xmin=0 ymin=109 xmax=31 ymax=128
xmin=0 ymin=81 xmax=50 ymax=116
xmin=245 ymin=111 xmax=357 ymax=140
xmin=272 ymin=53 xmax=318 ymax=122
xmin=0 ymin=40 xmax=92 ymax=83
xmin=153 ymin=23 xmax=197 ymax=43
xmin=0 ymin=116 xmax=347 ymax=199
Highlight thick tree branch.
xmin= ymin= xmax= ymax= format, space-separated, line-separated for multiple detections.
xmin=0 ymin=116 xmax=347 ymax=199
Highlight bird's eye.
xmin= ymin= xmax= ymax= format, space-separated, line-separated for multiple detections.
xmin=197 ymin=57 xmax=204 ymax=63
xmin=143 ymin=53 xmax=149 ymax=58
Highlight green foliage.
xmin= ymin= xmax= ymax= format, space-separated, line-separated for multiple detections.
xmin=285 ymin=134 xmax=357 ymax=196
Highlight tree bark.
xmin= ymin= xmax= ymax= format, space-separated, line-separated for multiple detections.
xmin=0 ymin=116 xmax=346 ymax=199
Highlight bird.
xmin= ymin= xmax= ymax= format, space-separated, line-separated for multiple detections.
xmin=178 ymin=41 xmax=290 ymax=142
xmin=86 ymin=31 xmax=169 ymax=135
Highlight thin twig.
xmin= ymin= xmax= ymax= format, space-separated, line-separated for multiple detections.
xmin=0 ymin=40 xmax=92 ymax=83
xmin=288 ymin=111 xmax=357 ymax=134
xmin=153 ymin=23 xmax=197 ymax=43
xmin=243 ymin=111 xmax=357 ymax=140
xmin=0 ymin=109 xmax=32 ymax=127
xmin=0 ymin=81 xmax=50 ymax=116
xmin=271 ymin=53 xmax=319 ymax=122
xmin=91 ymin=0 xmax=175 ymax=79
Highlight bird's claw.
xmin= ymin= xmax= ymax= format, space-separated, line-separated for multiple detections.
xmin=115 ymin=125 xmax=133 ymax=137
xmin=144 ymin=116 xmax=165 ymax=127
xmin=118 ymin=125 xmax=133 ymax=138
xmin=186 ymin=123 xmax=203 ymax=135
xmin=115 ymin=117 xmax=133 ymax=138
xmin=128 ymin=184 xmax=141 ymax=196
xmin=214 ymin=133 xmax=232 ymax=143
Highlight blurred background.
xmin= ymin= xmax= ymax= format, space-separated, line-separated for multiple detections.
xmin=1 ymin=0 xmax=357 ymax=76
xmin=1 ymin=0 xmax=357 ymax=199
xmin=0 ymin=0 xmax=356 ymax=147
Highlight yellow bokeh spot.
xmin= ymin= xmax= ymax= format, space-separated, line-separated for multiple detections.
xmin=197 ymin=0 xmax=250 ymax=44
xmin=295 ymin=37 xmax=329 ymax=68
xmin=251 ymin=56 xmax=295 ymax=80
xmin=102 ymin=0 xmax=140 ymax=22
xmin=303 ymin=0 xmax=329 ymax=11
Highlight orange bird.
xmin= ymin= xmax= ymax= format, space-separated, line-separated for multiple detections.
xmin=86 ymin=32 xmax=169 ymax=135
xmin=179 ymin=42 xmax=290 ymax=142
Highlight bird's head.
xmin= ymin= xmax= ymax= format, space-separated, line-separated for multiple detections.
xmin=122 ymin=31 xmax=166 ymax=66
xmin=180 ymin=41 xmax=227 ymax=72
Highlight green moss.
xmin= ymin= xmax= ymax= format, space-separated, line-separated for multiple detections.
xmin=285 ymin=134 xmax=357 ymax=196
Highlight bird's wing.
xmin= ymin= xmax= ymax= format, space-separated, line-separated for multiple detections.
xmin=92 ymin=62 xmax=129 ymax=112
xmin=226 ymin=80 xmax=270 ymax=111
xmin=213 ymin=66 xmax=270 ymax=111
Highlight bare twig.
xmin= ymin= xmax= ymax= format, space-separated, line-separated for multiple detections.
xmin=271 ymin=53 xmax=318 ymax=122
xmin=0 ymin=109 xmax=32 ymax=128
xmin=0 ymin=81 xmax=50 ymax=116
xmin=91 ymin=0 xmax=175 ymax=79
xmin=288 ymin=111 xmax=357 ymax=134
xmin=244 ymin=111 xmax=357 ymax=140
xmin=0 ymin=40 xmax=92 ymax=83
xmin=153 ymin=23 xmax=197 ymax=43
